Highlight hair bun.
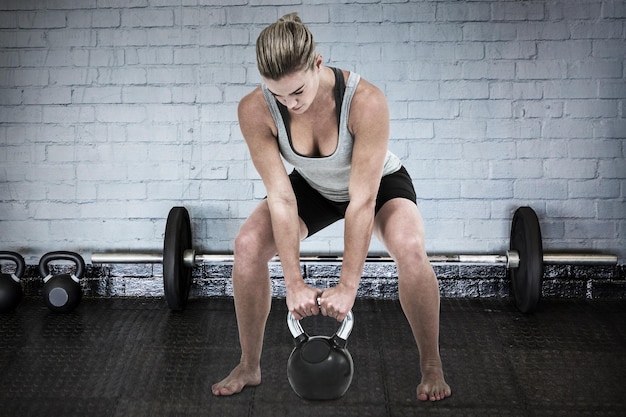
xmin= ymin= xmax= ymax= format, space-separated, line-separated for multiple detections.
xmin=278 ymin=12 xmax=302 ymax=24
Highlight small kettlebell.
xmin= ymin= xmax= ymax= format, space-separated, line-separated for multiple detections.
xmin=286 ymin=309 xmax=355 ymax=400
xmin=0 ymin=251 xmax=26 ymax=313
xmin=39 ymin=251 xmax=85 ymax=313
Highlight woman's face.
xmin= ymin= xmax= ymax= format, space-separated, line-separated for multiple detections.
xmin=263 ymin=57 xmax=322 ymax=115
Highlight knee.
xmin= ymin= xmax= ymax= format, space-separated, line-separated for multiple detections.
xmin=390 ymin=234 xmax=429 ymax=267
xmin=233 ymin=227 xmax=275 ymax=264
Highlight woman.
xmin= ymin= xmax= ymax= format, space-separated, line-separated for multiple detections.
xmin=212 ymin=13 xmax=451 ymax=402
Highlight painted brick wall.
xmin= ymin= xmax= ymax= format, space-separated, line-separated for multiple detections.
xmin=0 ymin=0 xmax=624 ymax=264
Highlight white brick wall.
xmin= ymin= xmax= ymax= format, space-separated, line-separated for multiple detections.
xmin=0 ymin=0 xmax=624 ymax=264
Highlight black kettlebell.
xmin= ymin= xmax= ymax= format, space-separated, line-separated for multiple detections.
xmin=39 ymin=251 xmax=85 ymax=313
xmin=286 ymin=309 xmax=355 ymax=400
xmin=0 ymin=251 xmax=26 ymax=313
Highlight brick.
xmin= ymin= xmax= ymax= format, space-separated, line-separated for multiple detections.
xmin=354 ymin=23 xmax=410 ymax=43
xmin=199 ymin=27 xmax=249 ymax=46
xmin=486 ymin=120 xmax=541 ymax=140
xmin=50 ymin=68 xmax=98 ymax=86
xmin=47 ymin=0 xmax=97 ymax=9
xmin=410 ymin=23 xmax=463 ymax=42
xmin=408 ymin=101 xmax=459 ymax=120
xmin=0 ymin=12 xmax=17 ymax=28
xmin=460 ymin=100 xmax=512 ymax=119
xmin=0 ymin=88 xmax=22 ymax=105
xmin=516 ymin=139 xmax=569 ymax=159
xmin=146 ymin=67 xmax=196 ymax=85
xmin=0 ymin=51 xmax=19 ymax=67
xmin=434 ymin=120 xmax=487 ymax=140
xmin=516 ymin=61 xmax=567 ymax=80
xmin=490 ymin=160 xmax=543 ymax=179
xmin=122 ymin=86 xmax=171 ymax=103
xmin=538 ymin=41 xmax=593 ymax=60
xmin=22 ymin=87 xmax=72 ymax=105
xmin=98 ymin=29 xmax=148 ymax=47
xmin=565 ymin=99 xmax=618 ymax=118
xmin=98 ymin=0 xmax=148 ymax=8
xmin=20 ymin=49 xmax=89 ymax=67
xmin=462 ymin=61 xmax=515 ymax=80
xmin=43 ymin=105 xmax=94 ymax=123
xmin=440 ymin=81 xmax=489 ymax=99
xmin=594 ymin=120 xmax=626 ymax=138
xmin=512 ymin=101 xmax=564 ymax=119
xmin=462 ymin=23 xmax=516 ymax=41
xmin=490 ymin=82 xmax=543 ymax=100
xmin=544 ymin=80 xmax=597 ymax=99
xmin=486 ymin=41 xmax=536 ymax=60
xmin=565 ymin=220 xmax=617 ymax=240
xmin=0 ymin=30 xmax=47 ymax=48
xmin=544 ymin=159 xmax=598 ymax=179
xmin=95 ymin=105 xmax=146 ymax=123
xmin=18 ymin=11 xmax=66 ymax=29
xmin=492 ymin=2 xmax=545 ymax=21
xmin=121 ymin=9 xmax=174 ymax=27
xmin=568 ymin=60 xmax=623 ymax=79
xmin=598 ymin=81 xmax=626 ymax=99
xmin=72 ymin=87 xmax=122 ymax=104
xmin=67 ymin=10 xmax=120 ymax=28
xmin=436 ymin=2 xmax=490 ymax=22
xmin=598 ymin=159 xmax=626 ymax=178
xmin=514 ymin=180 xmax=569 ymax=199
xmin=542 ymin=119 xmax=594 ymax=139
xmin=382 ymin=3 xmax=436 ymax=22
xmin=568 ymin=139 xmax=622 ymax=158
xmin=0 ymin=106 xmax=42 ymax=123
xmin=97 ymin=68 xmax=146 ymax=85
xmin=592 ymin=40 xmax=626 ymax=59
xmin=46 ymin=29 xmax=98 ymax=47
xmin=598 ymin=199 xmax=626 ymax=220
xmin=0 ymin=68 xmax=48 ymax=86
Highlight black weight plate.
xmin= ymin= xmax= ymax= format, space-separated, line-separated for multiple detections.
xmin=508 ymin=206 xmax=543 ymax=313
xmin=163 ymin=206 xmax=193 ymax=311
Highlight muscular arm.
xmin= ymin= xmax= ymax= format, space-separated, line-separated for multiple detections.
xmin=320 ymin=80 xmax=391 ymax=321
xmin=238 ymin=90 xmax=320 ymax=318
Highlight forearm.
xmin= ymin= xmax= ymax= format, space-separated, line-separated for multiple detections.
xmin=266 ymin=196 xmax=303 ymax=287
xmin=340 ymin=200 xmax=376 ymax=290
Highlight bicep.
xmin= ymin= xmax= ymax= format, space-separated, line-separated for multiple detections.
xmin=348 ymin=86 xmax=390 ymax=202
xmin=238 ymin=94 xmax=294 ymax=201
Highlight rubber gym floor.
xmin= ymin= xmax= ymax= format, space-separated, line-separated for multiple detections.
xmin=1 ymin=296 xmax=624 ymax=417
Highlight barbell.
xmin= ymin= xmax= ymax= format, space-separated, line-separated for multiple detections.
xmin=91 ymin=206 xmax=617 ymax=313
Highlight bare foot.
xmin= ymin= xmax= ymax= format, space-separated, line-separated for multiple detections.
xmin=417 ymin=363 xmax=451 ymax=402
xmin=212 ymin=363 xmax=261 ymax=396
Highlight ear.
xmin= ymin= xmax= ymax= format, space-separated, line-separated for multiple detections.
xmin=315 ymin=54 xmax=323 ymax=71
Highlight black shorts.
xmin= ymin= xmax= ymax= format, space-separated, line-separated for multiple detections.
xmin=289 ymin=166 xmax=417 ymax=237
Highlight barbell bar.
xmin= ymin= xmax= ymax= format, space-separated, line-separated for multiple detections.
xmin=90 ymin=206 xmax=617 ymax=314
xmin=90 ymin=251 xmax=618 ymax=268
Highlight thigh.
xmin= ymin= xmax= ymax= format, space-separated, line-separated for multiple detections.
xmin=374 ymin=198 xmax=428 ymax=259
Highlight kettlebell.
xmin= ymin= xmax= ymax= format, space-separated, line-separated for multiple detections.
xmin=0 ymin=251 xmax=26 ymax=313
xmin=286 ymin=309 xmax=355 ymax=400
xmin=39 ymin=251 xmax=85 ymax=313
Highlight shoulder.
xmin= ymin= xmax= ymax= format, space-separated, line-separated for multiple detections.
xmin=238 ymin=86 xmax=277 ymax=137
xmin=348 ymin=76 xmax=389 ymax=130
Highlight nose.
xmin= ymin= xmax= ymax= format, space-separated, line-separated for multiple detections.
xmin=286 ymin=96 xmax=299 ymax=109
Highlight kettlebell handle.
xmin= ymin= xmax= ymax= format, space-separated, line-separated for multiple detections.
xmin=0 ymin=251 xmax=26 ymax=280
xmin=39 ymin=251 xmax=85 ymax=281
xmin=287 ymin=310 xmax=354 ymax=347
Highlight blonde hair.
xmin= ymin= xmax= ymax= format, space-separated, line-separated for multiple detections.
xmin=256 ymin=13 xmax=317 ymax=80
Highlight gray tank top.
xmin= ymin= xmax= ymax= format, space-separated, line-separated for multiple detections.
xmin=261 ymin=69 xmax=402 ymax=202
